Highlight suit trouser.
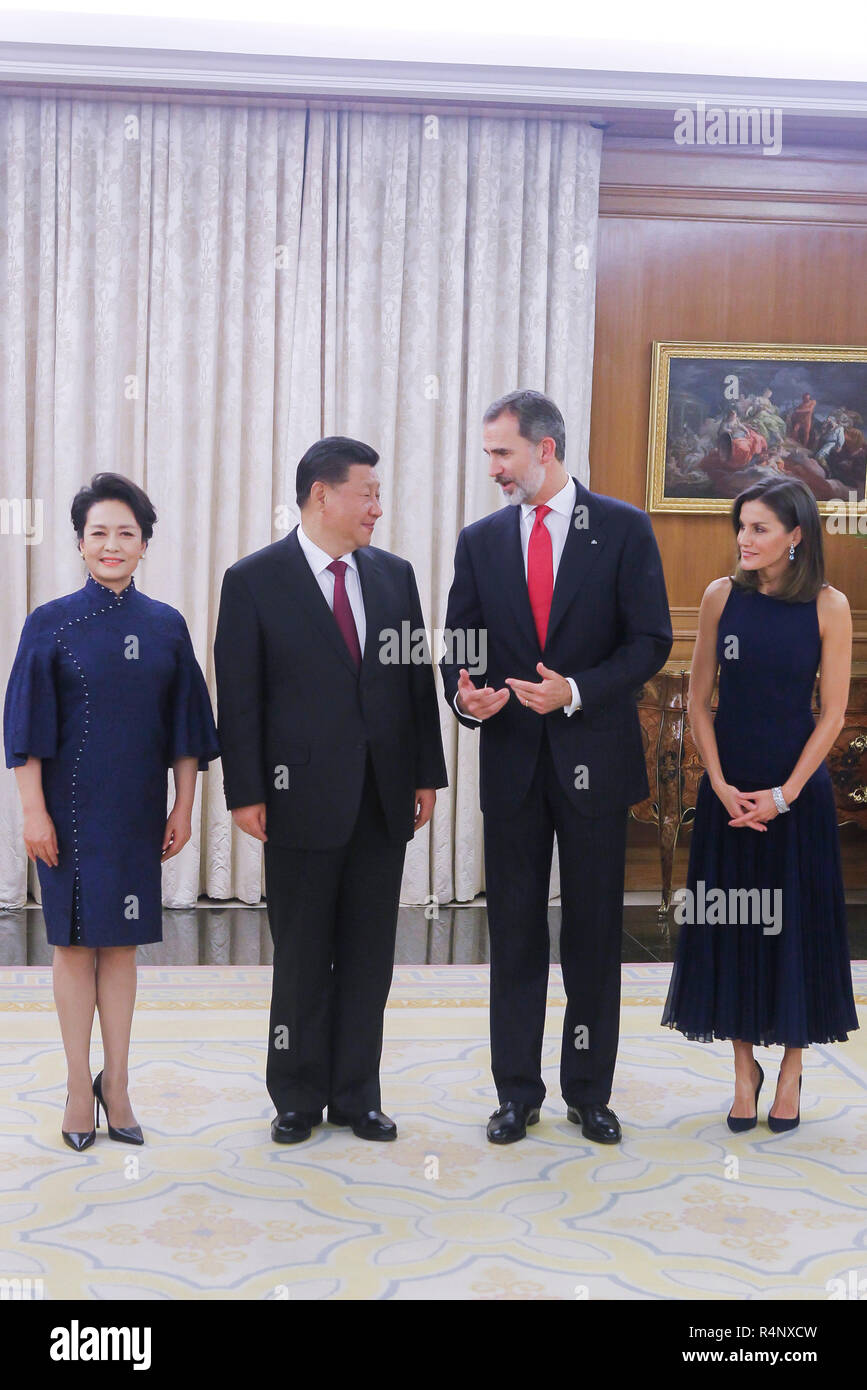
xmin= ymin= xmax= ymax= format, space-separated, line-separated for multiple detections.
xmin=483 ymin=728 xmax=629 ymax=1109
xmin=263 ymin=756 xmax=407 ymax=1115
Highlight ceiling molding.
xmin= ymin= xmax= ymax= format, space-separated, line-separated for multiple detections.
xmin=2 ymin=43 xmax=867 ymax=122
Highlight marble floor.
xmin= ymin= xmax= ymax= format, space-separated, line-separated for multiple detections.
xmin=1 ymin=962 xmax=865 ymax=1301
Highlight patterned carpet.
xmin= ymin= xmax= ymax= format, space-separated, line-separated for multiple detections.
xmin=1 ymin=963 xmax=865 ymax=1301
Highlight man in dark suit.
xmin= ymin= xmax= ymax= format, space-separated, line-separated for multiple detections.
xmin=215 ymin=438 xmax=447 ymax=1144
xmin=441 ymin=391 xmax=672 ymax=1145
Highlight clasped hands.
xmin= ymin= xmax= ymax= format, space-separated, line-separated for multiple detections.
xmin=457 ymin=663 xmax=571 ymax=719
xmin=714 ymin=783 xmax=782 ymax=832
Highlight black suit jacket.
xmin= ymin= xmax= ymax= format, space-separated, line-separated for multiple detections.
xmin=214 ymin=528 xmax=447 ymax=848
xmin=440 ymin=477 xmax=673 ymax=816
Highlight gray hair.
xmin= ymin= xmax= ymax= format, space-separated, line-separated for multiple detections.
xmin=483 ymin=389 xmax=566 ymax=462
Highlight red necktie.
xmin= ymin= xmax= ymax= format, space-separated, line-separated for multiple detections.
xmin=527 ymin=504 xmax=553 ymax=648
xmin=327 ymin=560 xmax=362 ymax=669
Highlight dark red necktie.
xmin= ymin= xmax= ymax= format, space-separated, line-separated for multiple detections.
xmin=527 ymin=504 xmax=553 ymax=648
xmin=327 ymin=559 xmax=362 ymax=669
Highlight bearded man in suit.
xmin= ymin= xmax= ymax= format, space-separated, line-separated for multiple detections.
xmin=441 ymin=391 xmax=672 ymax=1144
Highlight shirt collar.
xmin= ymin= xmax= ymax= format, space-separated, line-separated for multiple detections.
xmin=520 ymin=474 xmax=576 ymax=521
xmin=296 ymin=523 xmax=358 ymax=577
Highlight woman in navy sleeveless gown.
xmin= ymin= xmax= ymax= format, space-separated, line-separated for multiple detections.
xmin=3 ymin=474 xmax=219 ymax=1149
xmin=662 ymin=477 xmax=858 ymax=1132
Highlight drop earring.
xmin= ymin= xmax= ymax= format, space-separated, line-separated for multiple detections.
xmin=789 ymin=543 xmax=795 ymax=561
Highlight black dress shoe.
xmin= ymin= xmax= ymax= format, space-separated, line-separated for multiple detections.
xmin=271 ymin=1111 xmax=322 ymax=1144
xmin=566 ymin=1102 xmax=622 ymax=1144
xmin=487 ymin=1101 xmax=541 ymax=1144
xmin=327 ymin=1107 xmax=397 ymax=1141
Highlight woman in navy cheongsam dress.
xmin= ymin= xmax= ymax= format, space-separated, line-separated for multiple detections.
xmin=3 ymin=473 xmax=219 ymax=1150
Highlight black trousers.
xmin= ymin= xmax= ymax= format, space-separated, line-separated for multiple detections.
xmin=483 ymin=729 xmax=629 ymax=1109
xmin=263 ymin=756 xmax=407 ymax=1115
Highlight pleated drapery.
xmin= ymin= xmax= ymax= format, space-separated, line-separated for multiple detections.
xmin=0 ymin=96 xmax=602 ymax=912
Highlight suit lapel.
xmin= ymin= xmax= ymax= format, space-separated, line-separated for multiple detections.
xmin=355 ymin=545 xmax=389 ymax=677
xmin=495 ymin=503 xmax=540 ymax=655
xmin=545 ymin=477 xmax=610 ymax=648
xmin=279 ymin=529 xmax=360 ymax=677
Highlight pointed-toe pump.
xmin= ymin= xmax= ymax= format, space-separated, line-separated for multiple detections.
xmin=62 ymin=1094 xmax=96 ymax=1152
xmin=767 ymin=1074 xmax=802 ymax=1134
xmin=727 ymin=1061 xmax=764 ymax=1133
xmin=92 ymin=1071 xmax=144 ymax=1145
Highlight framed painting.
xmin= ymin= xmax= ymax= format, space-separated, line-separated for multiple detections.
xmin=646 ymin=342 xmax=867 ymax=516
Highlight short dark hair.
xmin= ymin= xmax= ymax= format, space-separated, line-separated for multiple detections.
xmin=296 ymin=437 xmax=380 ymax=508
xmin=71 ymin=473 xmax=156 ymax=543
xmin=483 ymin=390 xmax=566 ymax=462
xmin=731 ymin=478 xmax=825 ymax=602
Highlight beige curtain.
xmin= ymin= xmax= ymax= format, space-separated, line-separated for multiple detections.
xmin=0 ymin=96 xmax=602 ymax=913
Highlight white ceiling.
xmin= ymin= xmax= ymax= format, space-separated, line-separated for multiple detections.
xmin=0 ymin=2 xmax=866 ymax=83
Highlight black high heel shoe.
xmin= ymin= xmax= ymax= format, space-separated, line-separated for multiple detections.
xmin=727 ymin=1061 xmax=764 ymax=1133
xmin=768 ymin=1074 xmax=802 ymax=1134
xmin=62 ymin=1093 xmax=96 ymax=1152
xmin=92 ymin=1071 xmax=144 ymax=1145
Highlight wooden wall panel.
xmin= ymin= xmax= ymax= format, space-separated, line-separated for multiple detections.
xmin=590 ymin=137 xmax=867 ymax=671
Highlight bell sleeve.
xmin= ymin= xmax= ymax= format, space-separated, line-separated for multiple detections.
xmin=168 ymin=615 xmax=220 ymax=771
xmin=3 ymin=610 xmax=60 ymax=767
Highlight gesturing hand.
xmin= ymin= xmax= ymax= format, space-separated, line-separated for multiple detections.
xmin=506 ymin=662 xmax=572 ymax=715
xmin=456 ymin=667 xmax=510 ymax=720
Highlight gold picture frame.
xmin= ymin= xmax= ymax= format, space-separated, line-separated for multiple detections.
xmin=646 ymin=341 xmax=867 ymax=516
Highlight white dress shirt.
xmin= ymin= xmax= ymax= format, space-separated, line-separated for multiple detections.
xmin=455 ymin=475 xmax=582 ymax=722
xmin=296 ymin=523 xmax=366 ymax=654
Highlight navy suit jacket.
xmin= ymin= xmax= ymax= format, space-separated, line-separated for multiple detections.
xmin=440 ymin=477 xmax=673 ymax=816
